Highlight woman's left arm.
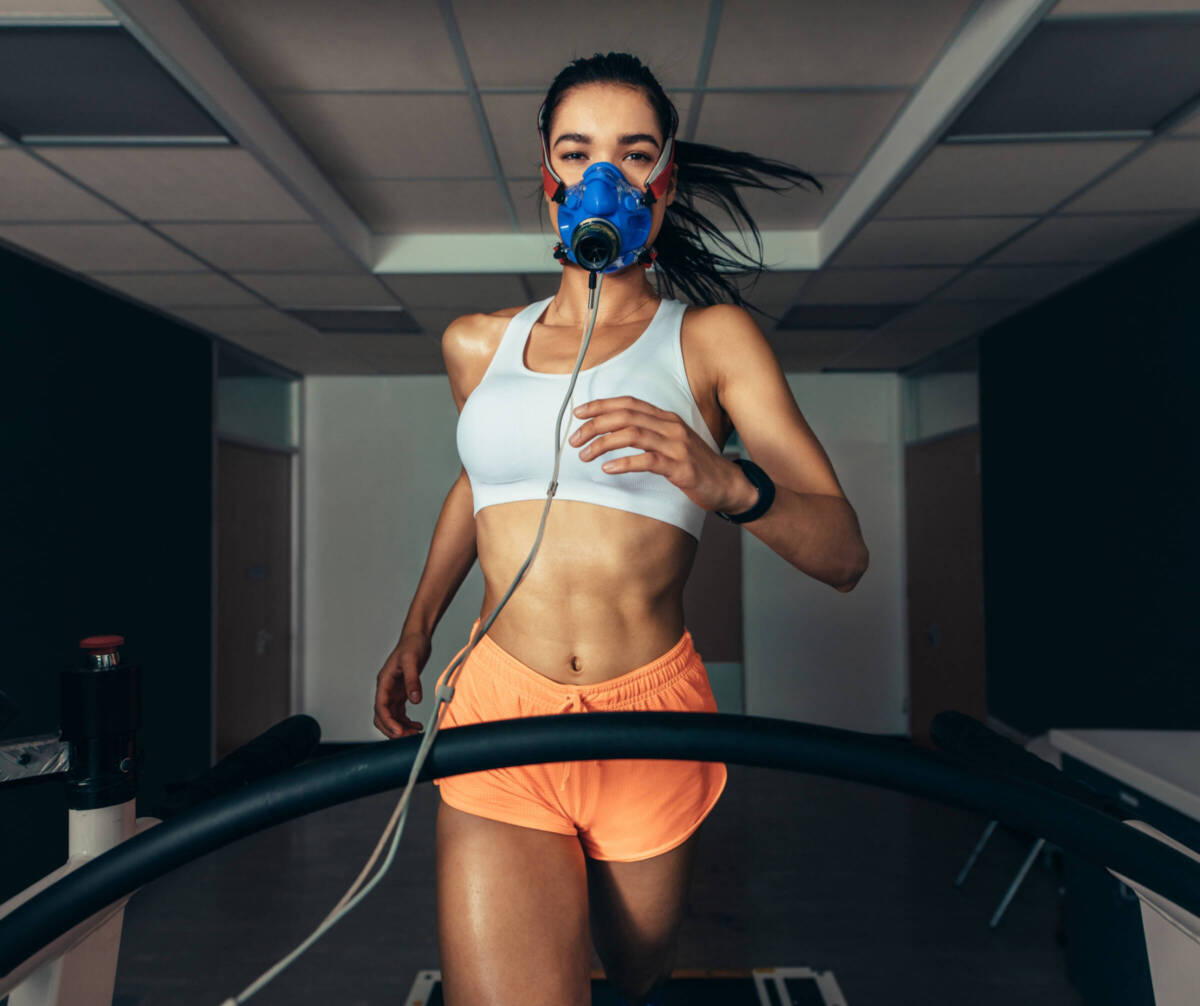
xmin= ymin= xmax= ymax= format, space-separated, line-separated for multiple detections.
xmin=708 ymin=304 xmax=870 ymax=593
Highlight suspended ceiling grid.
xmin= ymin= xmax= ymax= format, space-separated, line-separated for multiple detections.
xmin=0 ymin=0 xmax=1197 ymax=377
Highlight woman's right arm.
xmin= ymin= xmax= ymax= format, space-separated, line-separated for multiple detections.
xmin=374 ymin=315 xmax=488 ymax=737
xmin=398 ymin=469 xmax=477 ymax=641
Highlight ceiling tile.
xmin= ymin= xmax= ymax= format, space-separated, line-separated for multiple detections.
xmin=268 ymin=93 xmax=486 ymax=179
xmin=320 ymin=332 xmax=442 ymax=359
xmin=453 ymin=0 xmax=707 ymax=88
xmin=185 ymin=0 xmax=462 ymax=90
xmin=0 ymin=222 xmax=204 ymax=271
xmin=985 ymin=211 xmax=1198 ymax=264
xmin=800 ymin=267 xmax=961 ymax=303
xmin=483 ymin=91 xmax=694 ymax=180
xmin=36 ymin=147 xmax=309 ymax=222
xmin=932 ymin=264 xmax=1096 ymax=301
xmin=709 ymin=0 xmax=975 ymax=88
xmin=828 ymin=216 xmax=1038 ymax=267
xmin=0 ymin=1 xmax=112 ymax=15
xmin=696 ymin=91 xmax=910 ymax=176
xmin=876 ymin=141 xmax=1139 ymax=218
xmin=1173 ymin=107 xmax=1200 ymax=136
xmin=768 ymin=329 xmax=876 ymax=371
xmin=725 ymin=174 xmax=848 ymax=229
xmin=216 ymin=333 xmax=372 ymax=375
xmin=827 ymin=328 xmax=987 ymax=371
xmin=1050 ymin=0 xmax=1200 ymax=14
xmin=0 ymin=148 xmax=124 ymax=221
xmin=88 ymin=271 xmax=261 ymax=307
xmin=367 ymin=356 xmax=446 ymax=376
xmin=525 ymin=273 xmax=562 ymax=300
xmin=404 ymin=307 xmax=470 ymax=338
xmin=233 ymin=272 xmax=397 ymax=307
xmin=155 ymin=222 xmax=362 ymax=272
xmin=726 ymin=270 xmax=812 ymax=305
xmin=1060 ymin=139 xmax=1200 ymax=213
xmin=381 ymin=273 xmax=527 ymax=310
xmin=881 ymin=299 xmax=1029 ymax=334
xmin=171 ymin=305 xmax=317 ymax=339
xmin=511 ymin=178 xmax=554 ymax=235
xmin=337 ymin=178 xmax=513 ymax=232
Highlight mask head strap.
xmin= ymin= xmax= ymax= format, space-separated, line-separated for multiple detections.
xmin=538 ymin=97 xmax=678 ymax=206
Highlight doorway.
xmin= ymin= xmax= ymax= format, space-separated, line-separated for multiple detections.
xmin=215 ymin=438 xmax=293 ymax=760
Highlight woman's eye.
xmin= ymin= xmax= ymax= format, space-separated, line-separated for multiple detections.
xmin=561 ymin=151 xmax=650 ymax=162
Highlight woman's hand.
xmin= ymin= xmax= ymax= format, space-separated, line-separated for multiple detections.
xmin=374 ymin=631 xmax=432 ymax=738
xmin=569 ymin=396 xmax=751 ymax=513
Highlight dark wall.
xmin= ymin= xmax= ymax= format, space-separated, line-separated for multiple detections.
xmin=980 ymin=219 xmax=1200 ymax=734
xmin=0 ymin=244 xmax=213 ymax=902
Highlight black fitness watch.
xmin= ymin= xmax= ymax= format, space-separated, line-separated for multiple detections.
xmin=716 ymin=458 xmax=775 ymax=524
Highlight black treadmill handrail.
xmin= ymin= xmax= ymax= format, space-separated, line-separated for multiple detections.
xmin=1 ymin=711 xmax=1197 ymax=977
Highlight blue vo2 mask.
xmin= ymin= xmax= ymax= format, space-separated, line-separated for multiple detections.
xmin=538 ymin=97 xmax=678 ymax=273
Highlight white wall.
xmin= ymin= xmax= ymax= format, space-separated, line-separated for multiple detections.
xmin=902 ymin=371 xmax=979 ymax=443
xmin=743 ymin=374 xmax=908 ymax=734
xmin=303 ymin=372 xmax=909 ymax=741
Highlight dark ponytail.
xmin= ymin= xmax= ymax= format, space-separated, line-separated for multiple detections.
xmin=535 ymin=51 xmax=824 ymax=322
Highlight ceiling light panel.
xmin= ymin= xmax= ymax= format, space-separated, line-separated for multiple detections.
xmin=945 ymin=15 xmax=1200 ymax=138
xmin=1059 ymin=140 xmax=1200 ymax=212
xmin=985 ymin=211 xmax=1196 ymax=263
xmin=184 ymin=0 xmax=462 ymax=91
xmin=0 ymin=221 xmax=204 ymax=271
xmin=336 ymin=179 xmax=514 ymax=232
xmin=828 ymin=217 xmax=1038 ymax=267
xmin=452 ymin=0 xmax=707 ymax=88
xmin=0 ymin=26 xmax=229 ymax=142
xmin=284 ymin=307 xmax=421 ymax=334
xmin=707 ymin=0 xmax=975 ymax=88
xmin=696 ymin=92 xmax=909 ymax=176
xmin=233 ymin=273 xmax=397 ymax=308
xmin=267 ymin=93 xmax=485 ymax=180
xmin=154 ymin=222 xmax=363 ymax=272
xmin=875 ymin=141 xmax=1139 ymax=218
xmin=36 ymin=147 xmax=310 ymax=221
xmin=0 ymin=147 xmax=124 ymax=221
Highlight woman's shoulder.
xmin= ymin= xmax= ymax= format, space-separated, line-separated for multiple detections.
xmin=440 ymin=306 xmax=529 ymax=412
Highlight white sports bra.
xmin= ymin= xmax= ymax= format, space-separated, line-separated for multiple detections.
xmin=455 ymin=295 xmax=721 ymax=541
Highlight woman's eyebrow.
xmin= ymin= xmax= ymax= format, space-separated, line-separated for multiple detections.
xmin=552 ymin=132 xmax=660 ymax=149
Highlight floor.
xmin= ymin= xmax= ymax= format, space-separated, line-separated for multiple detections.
xmin=95 ymin=755 xmax=1083 ymax=1005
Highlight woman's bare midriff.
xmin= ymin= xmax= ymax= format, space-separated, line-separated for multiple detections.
xmin=465 ymin=299 xmax=730 ymax=685
xmin=475 ymin=499 xmax=699 ymax=684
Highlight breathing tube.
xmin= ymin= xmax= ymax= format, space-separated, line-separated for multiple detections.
xmin=217 ymin=268 xmax=608 ymax=1004
xmin=219 ymin=122 xmax=676 ymax=999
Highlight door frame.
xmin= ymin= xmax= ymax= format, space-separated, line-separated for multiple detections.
xmin=210 ymin=372 xmax=304 ymax=766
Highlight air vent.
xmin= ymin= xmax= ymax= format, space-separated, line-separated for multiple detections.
xmin=945 ymin=15 xmax=1200 ymax=139
xmin=776 ymin=304 xmax=914 ymax=331
xmin=0 ymin=25 xmax=229 ymax=144
xmin=285 ymin=308 xmax=423 ymax=334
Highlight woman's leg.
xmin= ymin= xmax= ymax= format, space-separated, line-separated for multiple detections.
xmin=436 ymin=801 xmax=593 ymax=1006
xmin=586 ymin=825 xmax=702 ymax=1002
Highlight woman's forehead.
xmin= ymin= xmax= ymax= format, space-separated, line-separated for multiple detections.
xmin=551 ymin=85 xmax=660 ymax=138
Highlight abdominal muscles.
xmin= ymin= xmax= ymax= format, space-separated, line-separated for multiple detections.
xmin=473 ymin=499 xmax=699 ymax=683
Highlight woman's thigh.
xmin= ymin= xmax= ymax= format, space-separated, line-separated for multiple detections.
xmin=435 ymin=801 xmax=593 ymax=1006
